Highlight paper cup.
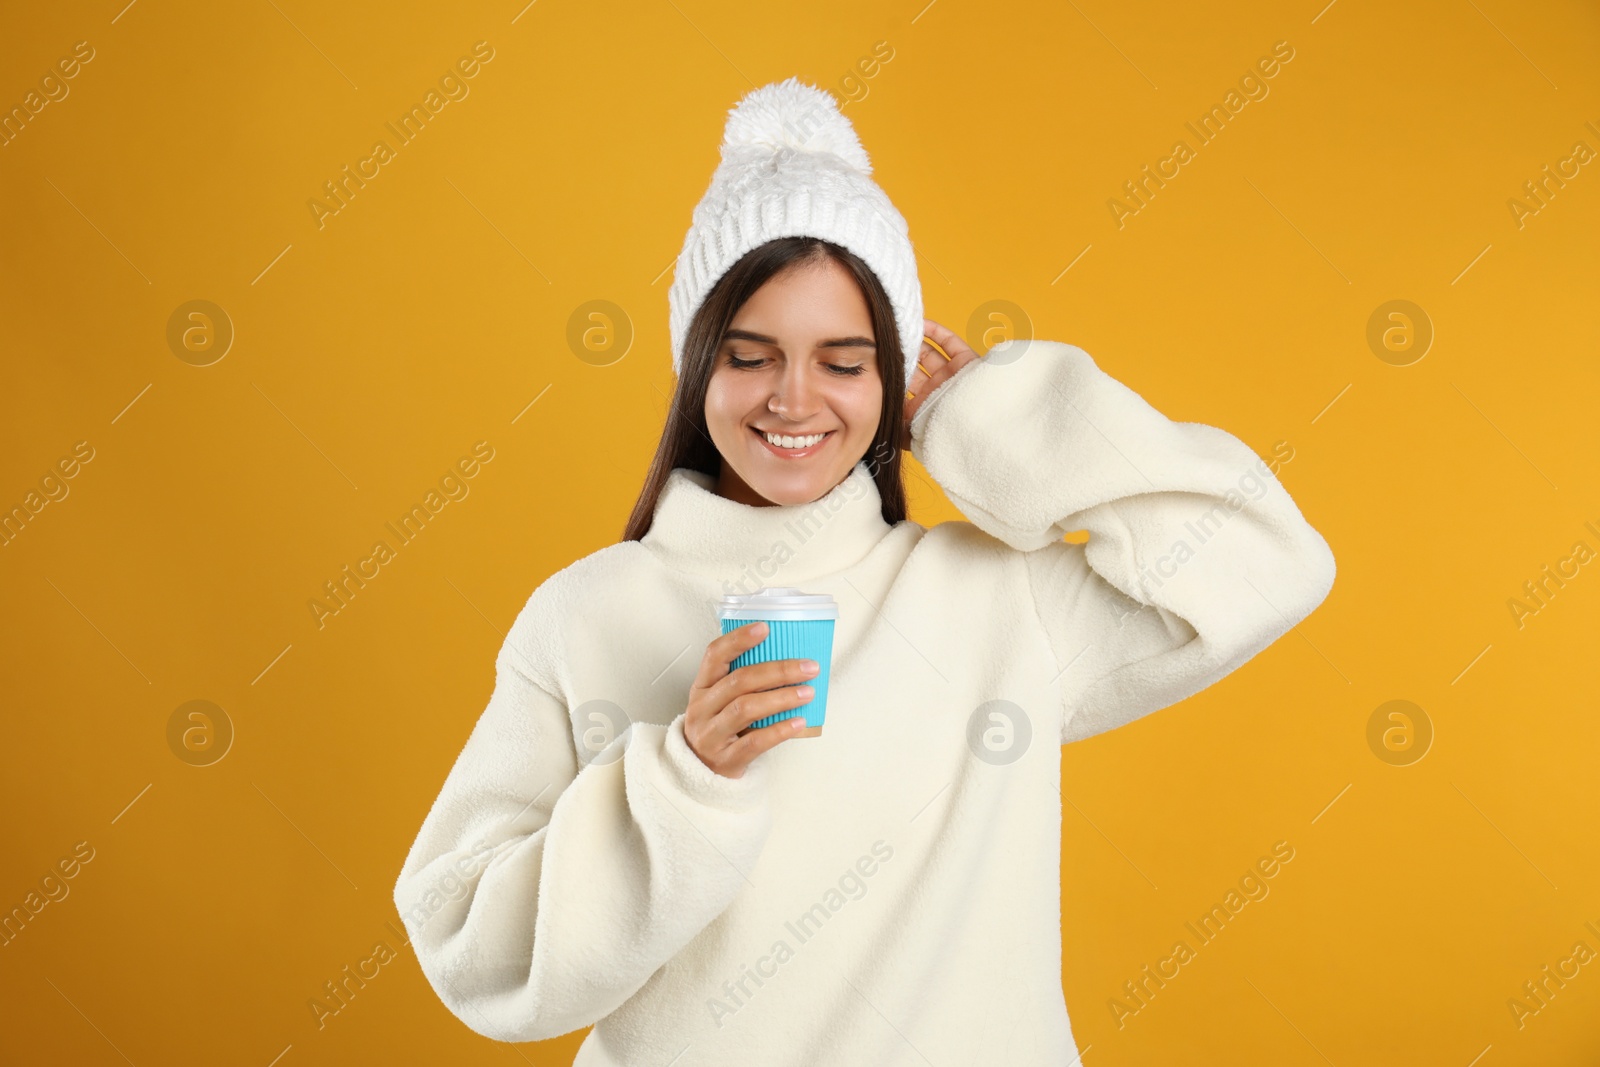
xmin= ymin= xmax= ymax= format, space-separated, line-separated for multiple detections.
xmin=718 ymin=587 xmax=836 ymax=737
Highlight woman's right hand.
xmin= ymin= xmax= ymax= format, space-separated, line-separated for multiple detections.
xmin=684 ymin=621 xmax=819 ymax=779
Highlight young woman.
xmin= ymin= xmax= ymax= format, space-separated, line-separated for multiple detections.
xmin=394 ymin=79 xmax=1336 ymax=1065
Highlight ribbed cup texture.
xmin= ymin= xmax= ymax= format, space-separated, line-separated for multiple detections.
xmin=720 ymin=618 xmax=836 ymax=730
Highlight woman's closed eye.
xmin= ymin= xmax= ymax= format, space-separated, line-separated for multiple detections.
xmin=725 ymin=353 xmax=867 ymax=376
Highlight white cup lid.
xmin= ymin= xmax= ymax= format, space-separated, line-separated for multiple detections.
xmin=718 ymin=586 xmax=838 ymax=621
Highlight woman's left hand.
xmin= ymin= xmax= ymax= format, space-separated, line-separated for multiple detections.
xmin=900 ymin=319 xmax=982 ymax=450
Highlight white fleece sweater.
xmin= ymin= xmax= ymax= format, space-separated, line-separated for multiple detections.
xmin=393 ymin=338 xmax=1336 ymax=1064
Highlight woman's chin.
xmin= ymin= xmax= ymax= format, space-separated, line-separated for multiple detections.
xmin=750 ymin=480 xmax=823 ymax=507
xmin=742 ymin=463 xmax=839 ymax=507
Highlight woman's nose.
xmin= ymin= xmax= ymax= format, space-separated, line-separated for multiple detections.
xmin=769 ymin=365 xmax=821 ymax=418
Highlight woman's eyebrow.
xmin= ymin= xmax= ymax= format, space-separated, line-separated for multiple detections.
xmin=723 ymin=328 xmax=876 ymax=349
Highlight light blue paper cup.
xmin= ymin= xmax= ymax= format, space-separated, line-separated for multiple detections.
xmin=718 ymin=587 xmax=837 ymax=737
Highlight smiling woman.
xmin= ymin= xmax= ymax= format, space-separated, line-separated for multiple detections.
xmin=393 ymin=76 xmax=1336 ymax=1067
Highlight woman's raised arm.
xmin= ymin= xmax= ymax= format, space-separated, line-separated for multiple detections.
xmin=907 ymin=336 xmax=1336 ymax=744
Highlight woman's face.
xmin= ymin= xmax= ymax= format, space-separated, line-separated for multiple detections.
xmin=705 ymin=256 xmax=884 ymax=507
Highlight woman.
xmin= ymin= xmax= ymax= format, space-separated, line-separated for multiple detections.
xmin=394 ymin=78 xmax=1336 ymax=1064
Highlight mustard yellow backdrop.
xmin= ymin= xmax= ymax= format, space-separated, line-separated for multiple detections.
xmin=2 ymin=0 xmax=1597 ymax=1063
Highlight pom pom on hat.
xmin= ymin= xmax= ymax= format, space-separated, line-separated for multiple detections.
xmin=719 ymin=77 xmax=873 ymax=173
xmin=667 ymin=77 xmax=924 ymax=386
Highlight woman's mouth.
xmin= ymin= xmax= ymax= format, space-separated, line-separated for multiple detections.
xmin=752 ymin=426 xmax=834 ymax=458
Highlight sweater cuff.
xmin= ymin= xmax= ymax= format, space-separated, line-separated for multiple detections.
xmin=661 ymin=713 xmax=769 ymax=812
xmin=908 ymin=362 xmax=966 ymax=445
xmin=908 ymin=338 xmax=1074 ymax=552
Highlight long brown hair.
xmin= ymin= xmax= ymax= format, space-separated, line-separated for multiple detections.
xmin=622 ymin=236 xmax=909 ymax=542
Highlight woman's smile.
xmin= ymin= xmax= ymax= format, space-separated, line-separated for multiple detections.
xmin=751 ymin=426 xmax=835 ymax=458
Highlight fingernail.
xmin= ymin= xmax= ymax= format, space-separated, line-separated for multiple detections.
xmin=796 ymin=685 xmax=813 ymax=698
xmin=802 ymin=660 xmax=819 ymax=675
xmin=752 ymin=621 xmax=767 ymax=634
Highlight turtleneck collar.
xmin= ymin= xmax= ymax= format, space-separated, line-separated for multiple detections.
xmin=640 ymin=461 xmax=894 ymax=589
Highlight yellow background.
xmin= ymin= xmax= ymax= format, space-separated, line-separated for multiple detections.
xmin=3 ymin=0 xmax=1598 ymax=1063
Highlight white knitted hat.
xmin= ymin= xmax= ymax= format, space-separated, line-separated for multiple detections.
xmin=668 ymin=77 xmax=924 ymax=384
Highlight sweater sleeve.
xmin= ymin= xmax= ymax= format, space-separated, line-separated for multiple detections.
xmin=392 ymin=626 xmax=774 ymax=1042
xmin=907 ymin=339 xmax=1336 ymax=744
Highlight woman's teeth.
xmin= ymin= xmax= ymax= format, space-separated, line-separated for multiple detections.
xmin=762 ymin=430 xmax=830 ymax=449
